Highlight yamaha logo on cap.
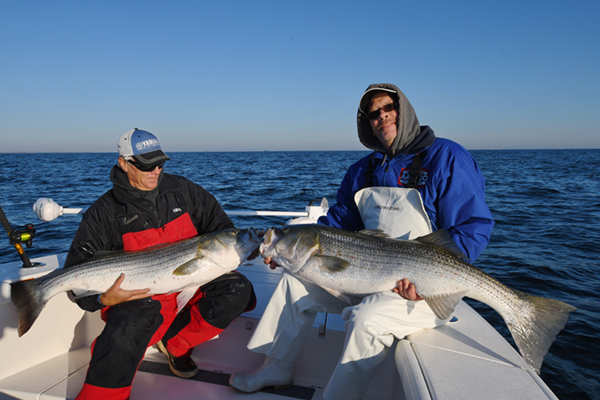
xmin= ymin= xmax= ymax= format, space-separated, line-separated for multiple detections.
xmin=131 ymin=130 xmax=161 ymax=155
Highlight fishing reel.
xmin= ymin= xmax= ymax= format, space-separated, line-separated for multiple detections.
xmin=9 ymin=223 xmax=36 ymax=248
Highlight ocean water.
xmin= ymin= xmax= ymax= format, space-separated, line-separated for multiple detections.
xmin=0 ymin=149 xmax=599 ymax=400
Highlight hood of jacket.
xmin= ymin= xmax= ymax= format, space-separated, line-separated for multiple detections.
xmin=357 ymin=83 xmax=436 ymax=157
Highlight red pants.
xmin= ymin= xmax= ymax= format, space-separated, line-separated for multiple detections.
xmin=76 ymin=272 xmax=255 ymax=399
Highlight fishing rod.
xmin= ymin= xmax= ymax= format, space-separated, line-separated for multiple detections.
xmin=0 ymin=203 xmax=36 ymax=268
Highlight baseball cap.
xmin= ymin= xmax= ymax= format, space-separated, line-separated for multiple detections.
xmin=118 ymin=128 xmax=170 ymax=166
xmin=359 ymin=87 xmax=397 ymax=114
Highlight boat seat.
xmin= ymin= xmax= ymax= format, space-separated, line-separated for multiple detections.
xmin=394 ymin=301 xmax=559 ymax=400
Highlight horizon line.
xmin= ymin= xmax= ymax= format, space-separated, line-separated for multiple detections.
xmin=2 ymin=147 xmax=600 ymax=154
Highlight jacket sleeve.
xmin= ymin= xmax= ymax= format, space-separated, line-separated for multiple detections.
xmin=430 ymin=145 xmax=495 ymax=262
xmin=63 ymin=196 xmax=118 ymax=312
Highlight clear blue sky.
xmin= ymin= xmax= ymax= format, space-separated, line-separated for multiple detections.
xmin=2 ymin=0 xmax=599 ymax=152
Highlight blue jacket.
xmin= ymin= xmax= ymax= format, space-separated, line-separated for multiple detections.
xmin=318 ymin=136 xmax=495 ymax=262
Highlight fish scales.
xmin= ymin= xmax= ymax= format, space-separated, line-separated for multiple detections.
xmin=259 ymin=224 xmax=576 ymax=374
xmin=42 ymin=237 xmax=202 ymax=300
xmin=309 ymin=227 xmax=492 ymax=300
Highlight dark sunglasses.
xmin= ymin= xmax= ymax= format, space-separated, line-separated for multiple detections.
xmin=367 ymin=102 xmax=396 ymax=120
xmin=128 ymin=159 xmax=165 ymax=172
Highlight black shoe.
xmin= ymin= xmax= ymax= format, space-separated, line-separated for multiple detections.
xmin=155 ymin=340 xmax=198 ymax=379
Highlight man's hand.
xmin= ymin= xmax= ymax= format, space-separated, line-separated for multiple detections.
xmin=246 ymin=246 xmax=261 ymax=261
xmin=246 ymin=245 xmax=276 ymax=269
xmin=393 ymin=278 xmax=423 ymax=301
xmin=99 ymin=273 xmax=152 ymax=307
xmin=263 ymin=257 xmax=279 ymax=270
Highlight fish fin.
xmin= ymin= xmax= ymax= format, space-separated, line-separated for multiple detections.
xmin=502 ymin=290 xmax=576 ymax=374
xmin=422 ymin=291 xmax=468 ymax=320
xmin=415 ymin=230 xmax=470 ymax=262
xmin=313 ymin=255 xmax=351 ymax=273
xmin=357 ymin=229 xmax=389 ymax=238
xmin=173 ymin=257 xmax=203 ymax=276
xmin=176 ymin=285 xmax=201 ymax=312
xmin=10 ymin=279 xmax=47 ymax=337
xmin=71 ymin=289 xmax=102 ymax=299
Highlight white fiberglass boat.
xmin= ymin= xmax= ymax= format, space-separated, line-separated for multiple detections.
xmin=0 ymin=199 xmax=559 ymax=400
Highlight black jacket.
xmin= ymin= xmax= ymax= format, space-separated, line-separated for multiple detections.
xmin=64 ymin=165 xmax=234 ymax=311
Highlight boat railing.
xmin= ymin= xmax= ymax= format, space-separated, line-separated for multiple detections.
xmin=32 ymin=197 xmax=329 ymax=222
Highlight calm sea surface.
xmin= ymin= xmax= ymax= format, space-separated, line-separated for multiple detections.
xmin=1 ymin=150 xmax=599 ymax=400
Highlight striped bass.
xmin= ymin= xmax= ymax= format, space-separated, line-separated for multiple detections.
xmin=11 ymin=228 xmax=260 ymax=337
xmin=259 ymin=224 xmax=576 ymax=374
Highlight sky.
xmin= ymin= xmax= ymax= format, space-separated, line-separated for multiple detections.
xmin=1 ymin=0 xmax=599 ymax=152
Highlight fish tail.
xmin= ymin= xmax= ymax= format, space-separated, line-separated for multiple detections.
xmin=10 ymin=279 xmax=48 ymax=337
xmin=505 ymin=290 xmax=576 ymax=374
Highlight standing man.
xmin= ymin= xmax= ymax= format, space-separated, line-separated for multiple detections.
xmin=229 ymin=84 xmax=494 ymax=399
xmin=65 ymin=129 xmax=256 ymax=399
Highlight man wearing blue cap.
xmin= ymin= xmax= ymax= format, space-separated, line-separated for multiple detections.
xmin=64 ymin=129 xmax=256 ymax=400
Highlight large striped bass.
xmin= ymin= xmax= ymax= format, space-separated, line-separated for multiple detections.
xmin=259 ymin=224 xmax=576 ymax=374
xmin=11 ymin=228 xmax=260 ymax=337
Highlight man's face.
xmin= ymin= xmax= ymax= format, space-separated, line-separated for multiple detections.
xmin=118 ymin=157 xmax=162 ymax=191
xmin=368 ymin=93 xmax=398 ymax=151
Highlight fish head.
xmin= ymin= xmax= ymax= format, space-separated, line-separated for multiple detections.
xmin=198 ymin=228 xmax=261 ymax=269
xmin=259 ymin=225 xmax=321 ymax=273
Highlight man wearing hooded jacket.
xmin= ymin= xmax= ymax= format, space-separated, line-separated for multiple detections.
xmin=229 ymin=84 xmax=494 ymax=399
xmin=65 ymin=129 xmax=256 ymax=400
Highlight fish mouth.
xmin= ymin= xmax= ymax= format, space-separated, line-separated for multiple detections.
xmin=240 ymin=227 xmax=261 ymax=245
xmin=259 ymin=227 xmax=280 ymax=256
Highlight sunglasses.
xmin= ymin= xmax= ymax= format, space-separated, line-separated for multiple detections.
xmin=367 ymin=102 xmax=396 ymax=120
xmin=128 ymin=159 xmax=165 ymax=172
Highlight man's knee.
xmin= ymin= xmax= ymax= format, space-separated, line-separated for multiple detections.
xmin=197 ymin=273 xmax=256 ymax=328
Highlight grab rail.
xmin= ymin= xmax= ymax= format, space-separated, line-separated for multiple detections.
xmin=33 ymin=198 xmax=329 ymax=222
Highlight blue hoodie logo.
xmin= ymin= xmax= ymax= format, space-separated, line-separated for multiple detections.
xmin=398 ymin=168 xmax=428 ymax=187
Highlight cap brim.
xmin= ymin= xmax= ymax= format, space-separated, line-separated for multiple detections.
xmin=133 ymin=150 xmax=170 ymax=166
xmin=359 ymin=88 xmax=397 ymax=113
